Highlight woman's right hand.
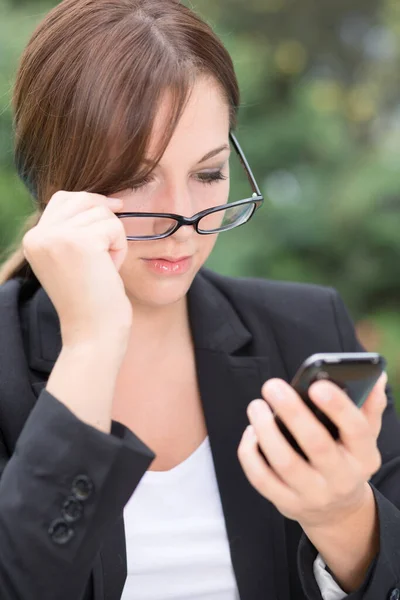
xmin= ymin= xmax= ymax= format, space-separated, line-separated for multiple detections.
xmin=22 ymin=191 xmax=132 ymax=349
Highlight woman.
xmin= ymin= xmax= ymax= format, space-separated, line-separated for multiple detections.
xmin=0 ymin=1 xmax=399 ymax=599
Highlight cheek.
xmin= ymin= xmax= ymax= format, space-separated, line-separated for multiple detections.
xmin=197 ymin=232 xmax=219 ymax=261
xmin=119 ymin=242 xmax=149 ymax=274
xmin=195 ymin=181 xmax=230 ymax=209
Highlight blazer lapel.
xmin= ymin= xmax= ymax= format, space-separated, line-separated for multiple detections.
xmin=98 ymin=515 xmax=127 ymax=600
xmin=188 ymin=272 xmax=291 ymax=600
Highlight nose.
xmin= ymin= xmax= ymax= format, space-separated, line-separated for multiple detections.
xmin=161 ymin=182 xmax=197 ymax=241
xmin=162 ymin=181 xmax=195 ymax=217
xmin=171 ymin=222 xmax=196 ymax=242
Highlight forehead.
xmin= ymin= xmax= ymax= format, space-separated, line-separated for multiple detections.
xmin=148 ymin=76 xmax=230 ymax=162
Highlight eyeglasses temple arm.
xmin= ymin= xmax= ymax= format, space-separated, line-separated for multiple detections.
xmin=229 ymin=131 xmax=263 ymax=198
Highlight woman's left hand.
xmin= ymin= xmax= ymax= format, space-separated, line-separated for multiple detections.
xmin=238 ymin=373 xmax=388 ymax=530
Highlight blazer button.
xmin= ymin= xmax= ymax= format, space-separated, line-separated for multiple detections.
xmin=62 ymin=496 xmax=84 ymax=523
xmin=48 ymin=518 xmax=74 ymax=545
xmin=71 ymin=475 xmax=94 ymax=501
xmin=389 ymin=589 xmax=400 ymax=600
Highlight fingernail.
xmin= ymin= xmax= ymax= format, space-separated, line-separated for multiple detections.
xmin=248 ymin=399 xmax=269 ymax=419
xmin=311 ymin=381 xmax=333 ymax=403
xmin=264 ymin=380 xmax=287 ymax=402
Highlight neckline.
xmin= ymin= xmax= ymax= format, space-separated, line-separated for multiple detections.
xmin=139 ymin=435 xmax=210 ymax=484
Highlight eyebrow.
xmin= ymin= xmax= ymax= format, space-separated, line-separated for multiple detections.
xmin=142 ymin=143 xmax=230 ymax=169
xmin=197 ymin=144 xmax=230 ymax=164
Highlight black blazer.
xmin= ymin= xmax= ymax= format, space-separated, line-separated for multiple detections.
xmin=0 ymin=268 xmax=400 ymax=600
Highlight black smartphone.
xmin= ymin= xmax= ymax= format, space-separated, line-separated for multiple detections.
xmin=274 ymin=352 xmax=386 ymax=459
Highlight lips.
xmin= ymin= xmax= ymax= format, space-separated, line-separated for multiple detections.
xmin=142 ymin=255 xmax=193 ymax=275
xmin=144 ymin=256 xmax=190 ymax=262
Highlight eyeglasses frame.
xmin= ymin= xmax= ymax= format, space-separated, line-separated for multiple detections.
xmin=114 ymin=132 xmax=264 ymax=240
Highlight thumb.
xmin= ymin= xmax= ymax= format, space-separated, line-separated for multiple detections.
xmin=361 ymin=372 xmax=388 ymax=438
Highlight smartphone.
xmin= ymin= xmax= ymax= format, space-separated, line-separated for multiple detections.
xmin=274 ymin=352 xmax=386 ymax=459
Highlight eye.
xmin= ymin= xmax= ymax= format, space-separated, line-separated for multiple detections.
xmin=128 ymin=169 xmax=228 ymax=191
xmin=196 ymin=170 xmax=228 ymax=185
xmin=129 ymin=174 xmax=154 ymax=191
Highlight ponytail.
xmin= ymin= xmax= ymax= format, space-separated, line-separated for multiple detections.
xmin=0 ymin=210 xmax=41 ymax=285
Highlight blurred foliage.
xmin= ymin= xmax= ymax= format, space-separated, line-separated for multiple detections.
xmin=0 ymin=0 xmax=399 ymax=401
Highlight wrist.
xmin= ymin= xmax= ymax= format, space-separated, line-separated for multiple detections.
xmin=301 ymin=485 xmax=379 ymax=592
xmin=61 ymin=326 xmax=130 ymax=358
xmin=300 ymin=483 xmax=373 ymax=534
xmin=47 ymin=340 xmax=126 ymax=434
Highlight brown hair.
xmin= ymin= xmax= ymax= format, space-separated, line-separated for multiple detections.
xmin=0 ymin=0 xmax=240 ymax=284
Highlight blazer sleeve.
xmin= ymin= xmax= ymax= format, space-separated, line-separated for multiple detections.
xmin=0 ymin=388 xmax=155 ymax=600
xmin=297 ymin=289 xmax=400 ymax=600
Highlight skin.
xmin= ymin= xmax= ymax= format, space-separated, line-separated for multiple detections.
xmin=111 ymin=76 xmax=230 ymax=315
xmin=109 ymin=75 xmax=387 ymax=591
xmin=238 ymin=373 xmax=388 ymax=592
xmin=109 ymin=76 xmax=230 ymax=469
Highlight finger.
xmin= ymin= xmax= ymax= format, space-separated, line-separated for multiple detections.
xmin=238 ymin=424 xmax=298 ymax=510
xmin=87 ymin=218 xmax=127 ymax=252
xmin=69 ymin=205 xmax=120 ymax=228
xmin=247 ymin=397 xmax=324 ymax=494
xmin=261 ymin=379 xmax=344 ymax=478
xmin=308 ymin=380 xmax=378 ymax=466
xmin=360 ymin=372 xmax=388 ymax=438
xmin=41 ymin=191 xmax=122 ymax=223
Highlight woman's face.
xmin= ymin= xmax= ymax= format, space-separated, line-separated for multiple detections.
xmin=112 ymin=77 xmax=231 ymax=310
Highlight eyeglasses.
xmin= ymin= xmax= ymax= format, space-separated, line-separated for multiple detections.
xmin=114 ymin=132 xmax=264 ymax=241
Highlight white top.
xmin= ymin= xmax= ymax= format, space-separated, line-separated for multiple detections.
xmin=121 ymin=436 xmax=347 ymax=600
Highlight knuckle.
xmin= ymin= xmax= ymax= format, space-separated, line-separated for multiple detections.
xmin=283 ymin=410 xmax=303 ymax=431
xmin=275 ymin=455 xmax=296 ymax=473
xmin=74 ymin=191 xmax=94 ymax=206
xmin=50 ymin=190 xmax=67 ymax=202
xmin=40 ymin=235 xmax=66 ymax=257
xmin=50 ymin=190 xmax=94 ymax=210
xmin=371 ymin=449 xmax=382 ymax=473
xmin=279 ymin=500 xmax=297 ymax=519
xmin=50 ymin=229 xmax=86 ymax=254
xmin=334 ymin=480 xmax=354 ymax=499
xmin=289 ymin=416 xmax=330 ymax=453
xmin=22 ymin=228 xmax=45 ymax=253
xmin=306 ymin=434 xmax=331 ymax=456
xmin=54 ymin=232 xmax=77 ymax=248
xmin=330 ymin=395 xmax=347 ymax=415
xmin=117 ymin=218 xmax=126 ymax=232
xmin=22 ymin=228 xmax=36 ymax=248
xmin=23 ymin=228 xmax=59 ymax=258
xmin=237 ymin=441 xmax=250 ymax=461
xmin=237 ymin=443 xmax=245 ymax=460
xmin=113 ymin=217 xmax=127 ymax=236
xmin=92 ymin=205 xmax=111 ymax=219
xmin=350 ymin=419 xmax=371 ymax=440
xmin=287 ymin=406 xmax=303 ymax=421
xmin=251 ymin=471 xmax=265 ymax=489
xmin=86 ymin=191 xmax=106 ymax=202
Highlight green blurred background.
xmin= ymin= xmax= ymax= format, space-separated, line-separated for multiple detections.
xmin=1 ymin=0 xmax=399 ymax=403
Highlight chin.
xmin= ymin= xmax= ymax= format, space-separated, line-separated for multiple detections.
xmin=122 ymin=264 xmax=198 ymax=310
xmin=127 ymin=278 xmax=194 ymax=309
